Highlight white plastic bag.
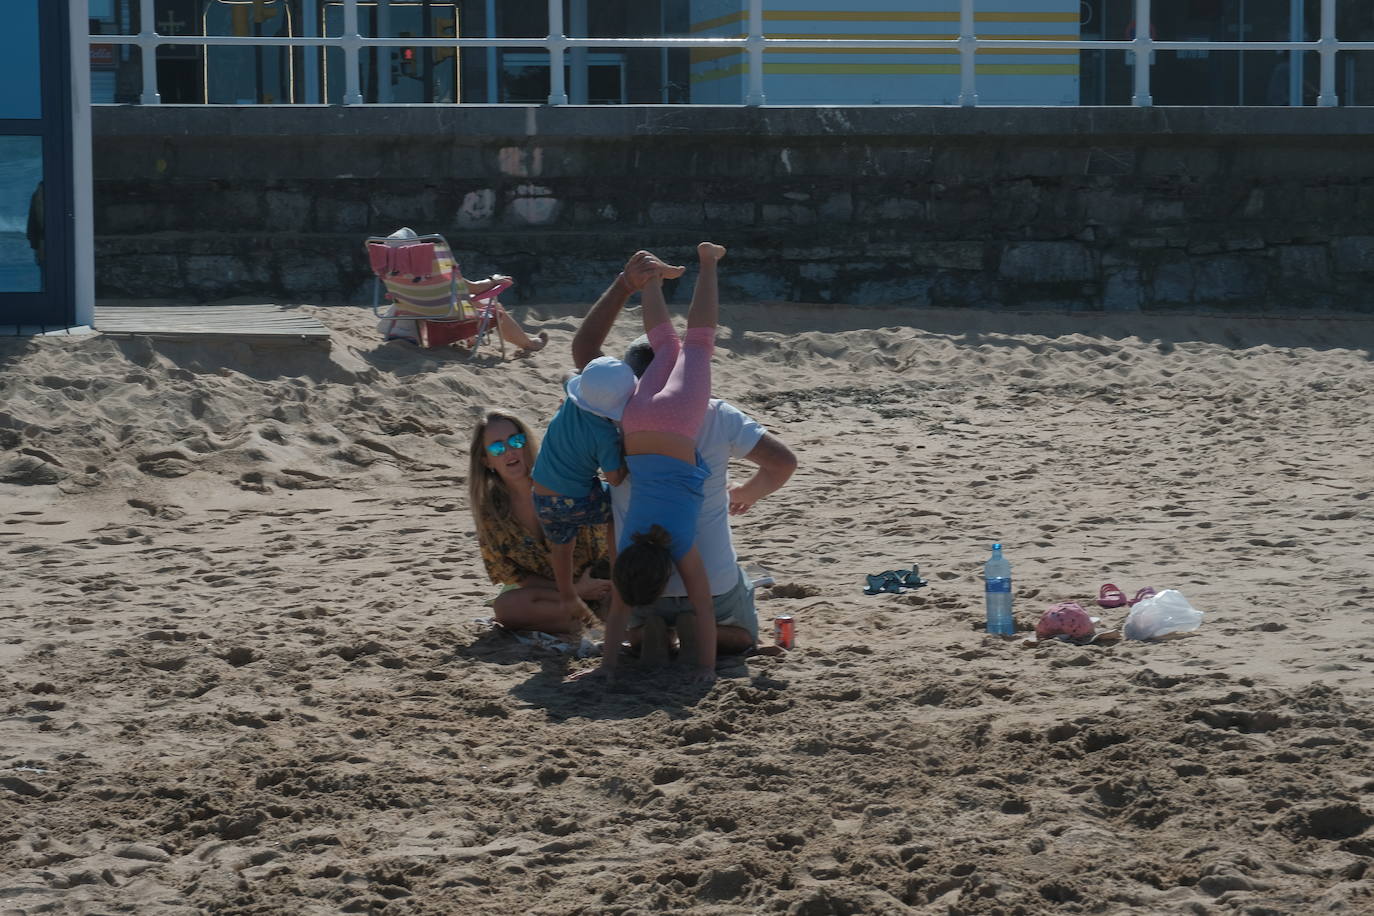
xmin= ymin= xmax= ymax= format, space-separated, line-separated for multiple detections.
xmin=375 ymin=227 xmax=423 ymax=342
xmin=1122 ymin=589 xmax=1204 ymax=641
xmin=376 ymin=305 xmax=420 ymax=343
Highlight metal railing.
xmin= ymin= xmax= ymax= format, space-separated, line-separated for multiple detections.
xmin=97 ymin=0 xmax=1373 ymax=107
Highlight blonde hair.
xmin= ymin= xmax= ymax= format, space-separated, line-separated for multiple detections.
xmin=467 ymin=410 xmax=540 ymax=524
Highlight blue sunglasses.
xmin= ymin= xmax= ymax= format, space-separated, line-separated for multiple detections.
xmin=485 ymin=432 xmax=527 ymax=457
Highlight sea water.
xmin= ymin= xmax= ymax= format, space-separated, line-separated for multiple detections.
xmin=0 ymin=232 xmax=41 ymax=293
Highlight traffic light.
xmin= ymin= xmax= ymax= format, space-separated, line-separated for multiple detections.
xmin=393 ymin=32 xmax=418 ymax=80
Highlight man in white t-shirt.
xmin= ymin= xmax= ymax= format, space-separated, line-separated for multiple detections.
xmin=572 ymin=251 xmax=797 ymax=654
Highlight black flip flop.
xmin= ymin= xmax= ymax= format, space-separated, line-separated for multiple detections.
xmin=863 ymin=568 xmax=927 ymax=595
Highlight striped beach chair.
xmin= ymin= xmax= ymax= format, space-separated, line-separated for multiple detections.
xmin=366 ymin=231 xmax=509 ymax=355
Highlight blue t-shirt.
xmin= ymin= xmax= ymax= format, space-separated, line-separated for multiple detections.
xmin=531 ymin=387 xmax=624 ymax=497
xmin=617 ymin=453 xmax=709 ymax=562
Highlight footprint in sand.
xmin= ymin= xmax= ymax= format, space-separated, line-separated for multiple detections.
xmin=128 ymin=498 xmax=187 ymax=520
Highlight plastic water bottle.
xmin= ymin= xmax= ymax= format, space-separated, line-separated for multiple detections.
xmin=984 ymin=543 xmax=1015 ymax=635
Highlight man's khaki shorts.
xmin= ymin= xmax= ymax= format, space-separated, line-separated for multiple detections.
xmin=627 ymin=567 xmax=759 ymax=645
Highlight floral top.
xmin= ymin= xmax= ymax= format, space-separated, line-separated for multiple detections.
xmin=476 ymin=502 xmax=607 ymax=586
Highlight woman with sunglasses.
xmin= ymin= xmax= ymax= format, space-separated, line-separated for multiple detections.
xmin=467 ymin=411 xmax=611 ymax=633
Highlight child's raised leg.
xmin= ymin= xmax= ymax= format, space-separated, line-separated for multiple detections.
xmin=629 ymin=273 xmax=683 ymax=429
xmin=642 ymin=243 xmax=725 ymax=444
xmin=639 ymin=268 xmax=673 ymax=337
xmin=687 ymin=242 xmax=725 ymax=330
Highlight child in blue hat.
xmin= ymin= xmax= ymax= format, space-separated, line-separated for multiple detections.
xmin=530 ymin=355 xmax=638 ymax=626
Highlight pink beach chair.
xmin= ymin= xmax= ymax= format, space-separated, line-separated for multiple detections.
xmin=365 ymin=231 xmax=511 ymax=355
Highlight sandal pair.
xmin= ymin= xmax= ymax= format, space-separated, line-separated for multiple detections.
xmin=864 ymin=567 xmax=928 ymax=595
xmin=1096 ymin=583 xmax=1156 ymax=609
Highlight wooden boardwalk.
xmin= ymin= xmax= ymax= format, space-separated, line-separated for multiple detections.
xmin=2 ymin=325 xmax=95 ymax=337
xmin=93 ymin=304 xmax=332 ymax=346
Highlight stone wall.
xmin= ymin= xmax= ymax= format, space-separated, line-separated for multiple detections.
xmin=92 ymin=106 xmax=1374 ymax=312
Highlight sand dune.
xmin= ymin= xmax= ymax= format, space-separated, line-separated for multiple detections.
xmin=2 ymin=300 xmax=1372 ymax=914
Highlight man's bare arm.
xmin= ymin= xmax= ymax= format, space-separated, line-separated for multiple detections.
xmin=571 ymin=273 xmax=634 ymax=371
xmin=571 ymin=251 xmax=684 ymax=371
xmin=728 ymin=433 xmax=798 ymax=515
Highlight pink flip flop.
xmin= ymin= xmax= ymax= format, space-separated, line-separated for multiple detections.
xmin=1097 ymin=583 xmax=1129 ymax=609
xmin=1129 ymin=587 xmax=1157 ymax=606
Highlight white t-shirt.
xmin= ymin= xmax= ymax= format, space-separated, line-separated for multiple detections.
xmin=610 ymin=399 xmax=765 ymax=597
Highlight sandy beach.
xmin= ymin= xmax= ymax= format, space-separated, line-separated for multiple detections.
xmin=2 ymin=300 xmax=1373 ymax=915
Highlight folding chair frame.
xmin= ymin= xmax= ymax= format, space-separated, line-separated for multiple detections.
xmin=365 ymin=233 xmax=508 ymax=357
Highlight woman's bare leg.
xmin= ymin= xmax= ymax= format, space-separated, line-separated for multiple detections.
xmin=493 ymin=586 xmax=584 ymax=634
xmin=495 ymin=306 xmax=547 ymax=352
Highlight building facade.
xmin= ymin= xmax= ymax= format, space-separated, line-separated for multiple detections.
xmin=84 ymin=1 xmax=1374 ymax=107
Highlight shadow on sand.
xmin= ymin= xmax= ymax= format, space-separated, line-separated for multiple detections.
xmin=453 ymin=626 xmax=765 ymax=722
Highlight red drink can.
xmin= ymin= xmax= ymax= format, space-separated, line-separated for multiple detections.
xmin=774 ymin=615 xmax=795 ymax=649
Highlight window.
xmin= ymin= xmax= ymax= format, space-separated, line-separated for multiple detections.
xmin=501 ymin=52 xmax=627 ymax=104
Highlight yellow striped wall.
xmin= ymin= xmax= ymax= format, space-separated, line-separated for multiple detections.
xmin=688 ymin=1 xmax=1080 ymax=104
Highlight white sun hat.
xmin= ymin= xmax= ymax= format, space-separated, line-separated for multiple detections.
xmin=566 ymin=356 xmax=636 ymax=421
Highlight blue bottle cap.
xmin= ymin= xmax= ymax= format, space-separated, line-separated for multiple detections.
xmin=992 ymin=542 xmax=1002 ymax=550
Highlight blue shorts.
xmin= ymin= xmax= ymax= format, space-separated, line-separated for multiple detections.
xmin=533 ymin=482 xmax=611 ymax=545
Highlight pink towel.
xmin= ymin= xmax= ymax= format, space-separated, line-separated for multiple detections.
xmin=369 ymin=242 xmax=438 ymax=278
xmin=367 ymin=244 xmax=392 ymax=276
xmin=395 ymin=243 xmax=437 ymax=277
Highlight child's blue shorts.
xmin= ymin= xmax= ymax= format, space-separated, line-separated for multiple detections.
xmin=533 ymin=482 xmax=611 ymax=545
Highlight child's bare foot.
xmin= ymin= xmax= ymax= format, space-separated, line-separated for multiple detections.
xmin=566 ymin=664 xmax=616 ymax=685
xmin=698 ymin=242 xmax=726 ymax=262
xmin=624 ymin=250 xmax=685 ymax=290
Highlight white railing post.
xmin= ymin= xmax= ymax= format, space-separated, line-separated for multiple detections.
xmin=1318 ymin=0 xmax=1338 ymax=106
xmin=745 ymin=0 xmax=765 ymax=106
xmin=342 ymin=0 xmax=362 ymax=104
xmin=302 ymin=0 xmax=321 ymax=104
xmin=1288 ymin=0 xmax=1304 ymax=105
xmin=957 ymin=0 xmax=976 ymax=107
xmin=139 ymin=0 xmax=159 ymax=105
xmin=1131 ymin=0 xmax=1152 ymax=106
xmin=485 ymin=0 xmax=498 ymax=103
xmin=69 ymin=0 xmax=95 ymax=326
xmin=548 ymin=0 xmax=568 ymax=105
xmin=377 ymin=0 xmax=392 ymax=104
xmin=569 ymin=0 xmax=588 ymax=104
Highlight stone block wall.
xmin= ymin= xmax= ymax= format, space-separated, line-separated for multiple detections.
xmin=92 ymin=106 xmax=1374 ymax=312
